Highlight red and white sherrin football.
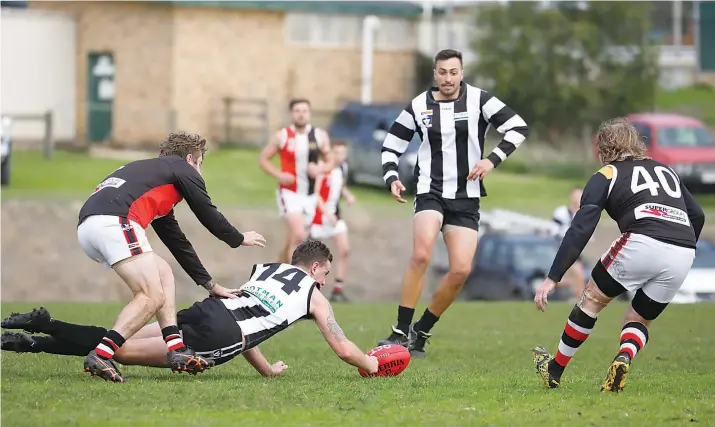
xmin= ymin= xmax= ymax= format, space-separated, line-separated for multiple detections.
xmin=358 ymin=344 xmax=411 ymax=377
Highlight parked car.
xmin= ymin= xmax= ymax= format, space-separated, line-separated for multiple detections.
xmin=670 ymin=239 xmax=715 ymax=303
xmin=328 ymin=103 xmax=419 ymax=192
xmin=594 ymin=113 xmax=715 ymax=190
xmin=1 ymin=116 xmax=12 ymax=186
xmin=430 ymin=231 xmax=572 ymax=301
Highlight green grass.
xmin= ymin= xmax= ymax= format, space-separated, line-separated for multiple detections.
xmin=0 ymin=149 xmax=390 ymax=208
xmin=0 ymin=149 xmax=585 ymax=216
xmin=1 ymin=301 xmax=714 ymax=426
xmin=4 ymin=148 xmax=715 ymax=218
xmin=656 ymin=84 xmax=715 ymax=127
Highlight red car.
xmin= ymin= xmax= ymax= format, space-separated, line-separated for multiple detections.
xmin=594 ymin=113 xmax=715 ymax=190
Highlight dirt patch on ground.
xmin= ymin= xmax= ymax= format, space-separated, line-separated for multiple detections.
xmin=0 ymin=200 xmax=413 ymax=302
xmin=2 ymin=200 xmax=712 ymax=302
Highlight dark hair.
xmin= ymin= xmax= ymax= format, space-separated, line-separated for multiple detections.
xmin=159 ymin=131 xmax=207 ymax=158
xmin=291 ymin=239 xmax=333 ymax=266
xmin=289 ymin=98 xmax=311 ymax=110
xmin=434 ymin=49 xmax=463 ymax=67
xmin=332 ymin=139 xmax=347 ymax=147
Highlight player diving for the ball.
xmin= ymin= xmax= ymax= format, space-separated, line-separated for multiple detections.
xmin=1 ymin=240 xmax=379 ymax=379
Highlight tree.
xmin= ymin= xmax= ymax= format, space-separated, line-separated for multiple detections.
xmin=469 ymin=1 xmax=658 ymax=144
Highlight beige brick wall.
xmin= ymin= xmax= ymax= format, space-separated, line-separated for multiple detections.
xmin=32 ymin=2 xmax=416 ymax=147
xmin=32 ymin=1 xmax=174 ymax=147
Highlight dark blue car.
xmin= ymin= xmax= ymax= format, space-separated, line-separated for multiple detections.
xmin=431 ymin=232 xmax=572 ymax=301
xmin=328 ymin=103 xmax=419 ymax=192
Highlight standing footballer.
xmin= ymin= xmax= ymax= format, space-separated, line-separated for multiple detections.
xmin=531 ymin=118 xmax=705 ymax=392
xmin=377 ymin=49 xmax=529 ymax=357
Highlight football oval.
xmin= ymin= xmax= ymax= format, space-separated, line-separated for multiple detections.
xmin=358 ymin=344 xmax=411 ymax=377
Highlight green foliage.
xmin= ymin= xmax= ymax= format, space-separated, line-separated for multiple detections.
xmin=469 ymin=1 xmax=659 ymax=142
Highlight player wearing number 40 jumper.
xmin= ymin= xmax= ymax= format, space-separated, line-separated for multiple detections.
xmin=531 ymin=118 xmax=705 ymax=393
xmin=2 ymin=240 xmax=380 ymax=377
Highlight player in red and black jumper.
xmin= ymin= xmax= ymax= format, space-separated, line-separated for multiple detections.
xmin=67 ymin=132 xmax=266 ymax=382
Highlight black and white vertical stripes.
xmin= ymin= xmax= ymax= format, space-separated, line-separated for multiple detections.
xmin=381 ymin=82 xmax=529 ymax=199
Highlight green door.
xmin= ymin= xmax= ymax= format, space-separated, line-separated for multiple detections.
xmin=87 ymin=53 xmax=115 ymax=142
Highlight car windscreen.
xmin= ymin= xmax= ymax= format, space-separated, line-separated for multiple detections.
xmin=512 ymin=240 xmax=559 ymax=273
xmin=656 ymin=126 xmax=715 ymax=148
xmin=692 ymin=249 xmax=715 ymax=269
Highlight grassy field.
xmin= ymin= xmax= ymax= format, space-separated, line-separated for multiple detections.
xmin=1 ymin=301 xmax=713 ymax=426
xmin=656 ymin=85 xmax=715 ymax=127
xmin=5 ymin=148 xmax=715 ymax=218
xmin=1 ymin=148 xmax=600 ymax=217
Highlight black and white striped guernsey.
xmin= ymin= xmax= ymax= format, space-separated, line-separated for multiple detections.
xmin=381 ymin=82 xmax=529 ymax=199
xmin=221 ymin=263 xmax=317 ymax=349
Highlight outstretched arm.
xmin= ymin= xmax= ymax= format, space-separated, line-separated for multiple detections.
xmin=548 ymin=167 xmax=611 ymax=282
xmin=152 ymin=210 xmax=213 ymax=287
xmin=681 ymin=179 xmax=705 ymax=241
xmin=242 ymin=346 xmax=288 ymax=377
xmin=172 ymin=162 xmax=245 ymax=248
xmin=310 ymin=290 xmax=378 ymax=374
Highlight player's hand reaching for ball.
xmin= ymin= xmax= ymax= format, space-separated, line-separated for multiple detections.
xmin=241 ymin=231 xmax=266 ymax=248
xmin=364 ymin=355 xmax=379 ymax=375
xmin=390 ymin=180 xmax=407 ymax=203
xmin=467 ymin=158 xmax=495 ymax=181
xmin=534 ymin=278 xmax=557 ymax=312
xmin=269 ymin=361 xmax=289 ymax=376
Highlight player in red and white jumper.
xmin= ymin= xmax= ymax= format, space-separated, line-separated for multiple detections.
xmin=259 ymin=99 xmax=333 ymax=263
xmin=309 ymin=140 xmax=355 ymax=302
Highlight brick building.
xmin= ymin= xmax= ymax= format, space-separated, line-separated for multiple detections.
xmin=26 ymin=1 xmax=431 ymax=147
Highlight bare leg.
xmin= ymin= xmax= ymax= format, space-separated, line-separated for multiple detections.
xmin=114 ymin=336 xmax=173 ymax=368
xmin=129 ymin=322 xmax=162 ymax=340
xmin=332 ymin=230 xmax=350 ymax=283
xmin=426 ymin=227 xmax=479 ymax=318
xmin=110 ymin=253 xmax=166 ymax=340
xmin=283 ymin=212 xmax=306 ymax=263
xmin=398 ymin=211 xmax=443 ymax=309
xmin=153 ymin=256 xmax=178 ymax=330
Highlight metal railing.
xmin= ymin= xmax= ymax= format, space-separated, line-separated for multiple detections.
xmin=4 ymin=111 xmax=54 ymax=159
xmin=211 ymin=97 xmax=269 ymax=148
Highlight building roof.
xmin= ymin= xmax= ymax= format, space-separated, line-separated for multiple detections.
xmin=172 ymin=1 xmax=444 ymax=18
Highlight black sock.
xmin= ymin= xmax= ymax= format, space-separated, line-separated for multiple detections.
xmin=396 ymin=306 xmax=415 ymax=334
xmin=33 ymin=336 xmax=92 ymax=356
xmin=162 ymin=325 xmax=186 ymax=351
xmin=94 ymin=329 xmax=126 ymax=360
xmin=414 ymin=309 xmax=440 ymax=334
xmin=43 ymin=320 xmax=107 ymax=349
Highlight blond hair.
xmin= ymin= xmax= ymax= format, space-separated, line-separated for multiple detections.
xmin=596 ymin=117 xmax=650 ymax=164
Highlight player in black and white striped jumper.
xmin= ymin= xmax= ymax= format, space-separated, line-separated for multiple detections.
xmin=2 ymin=240 xmax=380 ymax=376
xmin=377 ymin=49 xmax=529 ymax=357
